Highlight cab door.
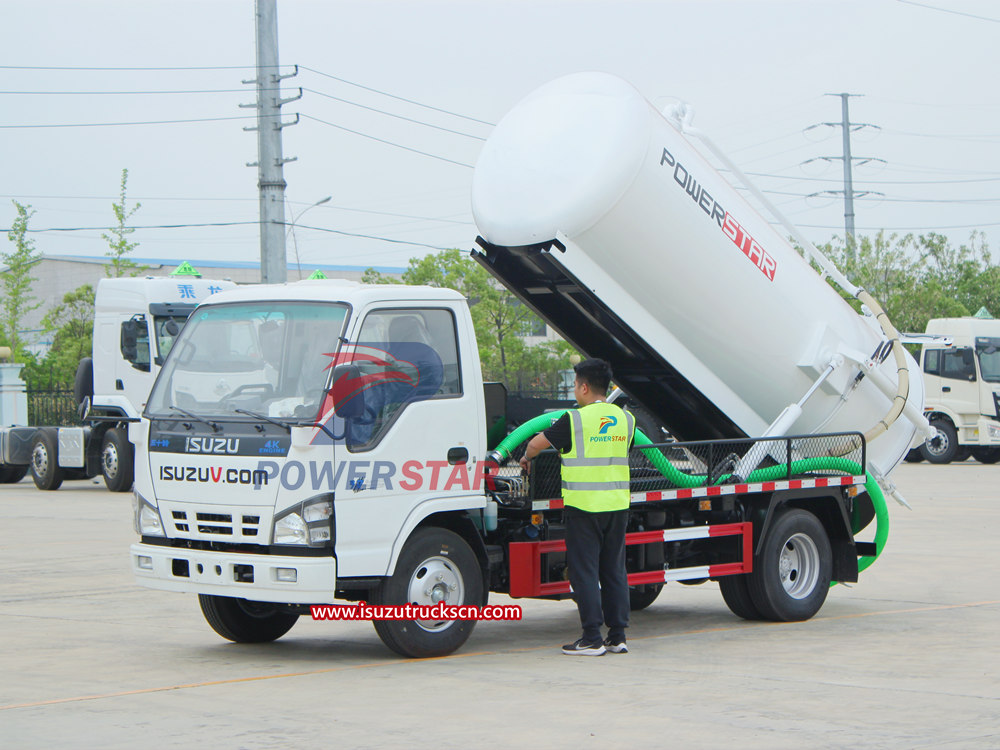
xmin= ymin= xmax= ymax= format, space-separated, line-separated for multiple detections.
xmin=330 ymin=303 xmax=485 ymax=577
xmin=925 ymin=347 xmax=979 ymax=423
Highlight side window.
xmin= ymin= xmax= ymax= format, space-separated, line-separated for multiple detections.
xmin=941 ymin=348 xmax=976 ymax=381
xmin=923 ymin=349 xmax=940 ymax=375
xmin=345 ymin=308 xmax=461 ymax=451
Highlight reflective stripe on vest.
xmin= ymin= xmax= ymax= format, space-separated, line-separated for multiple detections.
xmin=561 ymin=403 xmax=634 ymax=512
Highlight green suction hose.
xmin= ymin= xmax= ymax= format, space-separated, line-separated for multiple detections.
xmin=491 ymin=410 xmax=888 ymax=573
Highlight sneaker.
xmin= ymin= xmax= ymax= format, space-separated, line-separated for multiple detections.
xmin=604 ymin=637 xmax=628 ymax=654
xmin=561 ymin=638 xmax=606 ymax=656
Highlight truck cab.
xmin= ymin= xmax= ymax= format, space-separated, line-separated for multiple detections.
xmin=918 ymin=317 xmax=1000 ymax=463
xmin=0 ymin=273 xmax=235 ymax=491
xmin=131 ymin=280 xmax=489 ymax=653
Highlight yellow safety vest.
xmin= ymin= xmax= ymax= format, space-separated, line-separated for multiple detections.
xmin=561 ymin=402 xmax=635 ymax=512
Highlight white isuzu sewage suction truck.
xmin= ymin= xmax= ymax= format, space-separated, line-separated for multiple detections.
xmin=129 ymin=73 xmax=931 ymax=658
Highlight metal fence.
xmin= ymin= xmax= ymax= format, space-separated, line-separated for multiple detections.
xmin=27 ymin=390 xmax=81 ymax=427
xmin=496 ymin=432 xmax=867 ymax=504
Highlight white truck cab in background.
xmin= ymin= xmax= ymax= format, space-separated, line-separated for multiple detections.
xmin=915 ymin=316 xmax=1000 ymax=464
xmin=0 ymin=272 xmax=235 ymax=490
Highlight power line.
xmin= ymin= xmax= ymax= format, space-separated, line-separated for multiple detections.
xmin=299 ymin=113 xmax=473 ymax=168
xmin=0 ymin=114 xmax=265 ymax=129
xmin=279 ymin=221 xmax=451 ymax=251
xmin=300 ymin=64 xmax=494 ymax=127
xmin=0 ymin=64 xmax=286 ymax=71
xmin=302 ymin=87 xmax=485 ymax=141
xmin=0 ymin=88 xmax=262 ymax=96
xmin=897 ymin=0 xmax=1000 ymax=24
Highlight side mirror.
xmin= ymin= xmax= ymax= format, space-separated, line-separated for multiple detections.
xmin=120 ymin=319 xmax=139 ymax=362
xmin=329 ymin=364 xmax=365 ymax=420
xmin=962 ymin=349 xmax=974 ymax=366
xmin=164 ymin=319 xmax=181 ymax=336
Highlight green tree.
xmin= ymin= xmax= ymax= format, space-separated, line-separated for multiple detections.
xmin=29 ymin=284 xmax=96 ymax=387
xmin=103 ymin=168 xmax=145 ymax=277
xmin=1 ymin=201 xmax=42 ymax=362
xmin=816 ymin=230 xmax=997 ymax=334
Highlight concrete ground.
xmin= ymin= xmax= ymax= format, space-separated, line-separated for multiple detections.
xmin=0 ymin=462 xmax=997 ymax=749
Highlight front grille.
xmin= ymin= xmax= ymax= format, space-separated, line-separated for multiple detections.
xmin=170 ymin=509 xmax=261 ymax=540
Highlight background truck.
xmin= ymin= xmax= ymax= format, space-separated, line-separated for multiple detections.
xmin=910 ymin=316 xmax=1000 ymax=464
xmin=0 ymin=273 xmax=234 ymax=491
xmin=129 ymin=73 xmax=930 ymax=658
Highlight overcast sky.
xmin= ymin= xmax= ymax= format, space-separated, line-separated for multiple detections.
xmin=2 ymin=0 xmax=999 ymax=276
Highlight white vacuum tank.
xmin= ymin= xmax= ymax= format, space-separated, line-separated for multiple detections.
xmin=472 ymin=72 xmax=924 ymax=477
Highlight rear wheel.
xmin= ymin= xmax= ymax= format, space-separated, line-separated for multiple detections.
xmin=101 ymin=427 xmax=134 ymax=492
xmin=903 ymin=448 xmax=924 ymax=463
xmin=920 ymin=419 xmax=958 ymax=464
xmin=372 ymin=527 xmax=484 ymax=658
xmin=719 ymin=575 xmax=763 ymax=620
xmin=198 ymin=595 xmax=299 ymax=643
xmin=628 ymin=583 xmax=663 ymax=611
xmin=30 ymin=431 xmax=64 ymax=491
xmin=0 ymin=465 xmax=28 ymax=483
xmin=747 ymin=508 xmax=832 ymax=621
xmin=972 ymin=447 xmax=1000 ymax=464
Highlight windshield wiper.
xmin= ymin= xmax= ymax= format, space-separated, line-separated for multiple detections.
xmin=233 ymin=408 xmax=293 ymax=433
xmin=169 ymin=405 xmax=220 ymax=432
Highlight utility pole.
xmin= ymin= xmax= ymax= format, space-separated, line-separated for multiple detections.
xmin=803 ymin=94 xmax=883 ymax=261
xmin=241 ymin=0 xmax=301 ymax=283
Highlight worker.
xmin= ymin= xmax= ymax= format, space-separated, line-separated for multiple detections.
xmin=519 ymin=358 xmax=635 ymax=655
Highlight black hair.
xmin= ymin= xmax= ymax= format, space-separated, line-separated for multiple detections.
xmin=574 ymin=357 xmax=612 ymax=394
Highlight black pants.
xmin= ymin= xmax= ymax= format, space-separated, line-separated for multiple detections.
xmin=564 ymin=506 xmax=630 ymax=642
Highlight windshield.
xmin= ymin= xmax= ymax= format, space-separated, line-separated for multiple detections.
xmin=976 ymin=337 xmax=1000 ymax=383
xmin=146 ymin=301 xmax=349 ymax=420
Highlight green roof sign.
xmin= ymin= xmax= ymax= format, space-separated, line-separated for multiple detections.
xmin=307 ymin=269 xmax=328 ymax=280
xmin=974 ymin=306 xmax=994 ymax=319
xmin=170 ymin=261 xmax=202 ymax=278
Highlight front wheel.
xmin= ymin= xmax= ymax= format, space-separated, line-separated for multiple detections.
xmin=920 ymin=420 xmax=958 ymax=464
xmin=747 ymin=508 xmax=832 ymax=621
xmin=101 ymin=427 xmax=134 ymax=492
xmin=198 ymin=595 xmax=299 ymax=643
xmin=372 ymin=527 xmax=484 ymax=658
xmin=30 ymin=431 xmax=64 ymax=491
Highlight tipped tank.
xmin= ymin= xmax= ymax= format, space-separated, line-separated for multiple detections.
xmin=471 ymin=72 xmax=925 ymax=478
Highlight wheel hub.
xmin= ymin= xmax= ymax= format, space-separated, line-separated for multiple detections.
xmin=406 ymin=556 xmax=465 ymax=633
xmin=102 ymin=443 xmax=119 ymax=477
xmin=32 ymin=444 xmax=49 ymax=475
xmin=779 ymin=533 xmax=820 ymax=599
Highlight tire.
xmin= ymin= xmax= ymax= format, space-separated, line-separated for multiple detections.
xmin=198 ymin=595 xmax=299 ymax=643
xmin=101 ymin=427 xmax=134 ymax=492
xmin=903 ymin=448 xmax=924 ymax=463
xmin=747 ymin=508 xmax=832 ymax=622
xmin=372 ymin=527 xmax=484 ymax=658
xmin=0 ymin=465 xmax=28 ymax=484
xmin=73 ymin=357 xmax=94 ymax=407
xmin=919 ymin=419 xmax=958 ymax=464
xmin=628 ymin=583 xmax=663 ymax=611
xmin=30 ymin=431 xmax=64 ymax=491
xmin=719 ymin=575 xmax=763 ymax=620
xmin=972 ymin=447 xmax=1000 ymax=464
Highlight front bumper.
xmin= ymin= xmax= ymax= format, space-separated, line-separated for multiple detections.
xmin=131 ymin=542 xmax=337 ymax=604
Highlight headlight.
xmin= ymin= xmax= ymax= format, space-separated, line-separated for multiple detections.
xmin=132 ymin=492 xmax=165 ymax=537
xmin=989 ymin=423 xmax=1000 ymax=440
xmin=272 ymin=496 xmax=334 ymax=547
